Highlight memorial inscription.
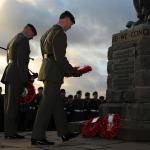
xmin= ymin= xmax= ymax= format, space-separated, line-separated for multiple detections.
xmin=112 ymin=47 xmax=135 ymax=90
xmin=112 ymin=28 xmax=150 ymax=44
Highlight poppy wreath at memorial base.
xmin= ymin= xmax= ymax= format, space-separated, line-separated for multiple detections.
xmin=97 ymin=113 xmax=121 ymax=139
xmin=81 ymin=117 xmax=101 ymax=137
xmin=81 ymin=113 xmax=121 ymax=139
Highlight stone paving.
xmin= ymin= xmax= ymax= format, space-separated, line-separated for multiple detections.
xmin=0 ymin=131 xmax=150 ymax=150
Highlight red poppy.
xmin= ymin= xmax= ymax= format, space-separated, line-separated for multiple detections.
xmin=97 ymin=113 xmax=121 ymax=139
xmin=81 ymin=117 xmax=101 ymax=137
xmin=18 ymin=81 xmax=35 ymax=105
xmin=78 ymin=65 xmax=92 ymax=74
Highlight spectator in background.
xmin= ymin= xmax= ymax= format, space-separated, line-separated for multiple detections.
xmin=60 ymin=89 xmax=68 ymax=104
xmin=34 ymin=87 xmax=44 ymax=108
xmin=87 ymin=91 xmax=100 ymax=118
xmin=93 ymin=91 xmax=98 ymax=100
xmin=60 ymin=89 xmax=68 ymax=118
xmin=24 ymin=87 xmax=44 ymax=131
xmin=71 ymin=90 xmax=88 ymax=121
xmin=74 ymin=90 xmax=82 ymax=99
xmin=67 ymin=95 xmax=73 ymax=103
xmin=83 ymin=92 xmax=90 ymax=120
xmin=99 ymin=96 xmax=105 ymax=103
xmin=84 ymin=92 xmax=90 ymax=102
xmin=66 ymin=95 xmax=73 ymax=122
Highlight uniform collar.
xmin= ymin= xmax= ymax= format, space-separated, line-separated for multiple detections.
xmin=21 ymin=32 xmax=29 ymax=40
xmin=55 ymin=24 xmax=64 ymax=31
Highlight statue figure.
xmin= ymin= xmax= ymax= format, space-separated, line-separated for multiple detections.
xmin=134 ymin=0 xmax=150 ymax=24
xmin=126 ymin=0 xmax=150 ymax=28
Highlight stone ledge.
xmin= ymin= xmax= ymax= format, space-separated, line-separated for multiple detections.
xmin=112 ymin=25 xmax=150 ymax=45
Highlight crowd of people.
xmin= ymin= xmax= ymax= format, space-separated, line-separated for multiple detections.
xmin=0 ymin=86 xmax=105 ymax=132
xmin=60 ymin=89 xmax=105 ymax=122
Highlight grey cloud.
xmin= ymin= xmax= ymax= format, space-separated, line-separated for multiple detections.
xmin=1 ymin=0 xmax=136 ymax=47
xmin=0 ymin=0 xmax=136 ymax=95
xmin=0 ymin=0 xmax=136 ymax=52
xmin=66 ymin=0 xmax=136 ymax=48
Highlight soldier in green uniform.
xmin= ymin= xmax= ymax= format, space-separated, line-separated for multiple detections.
xmin=31 ymin=11 xmax=82 ymax=145
xmin=1 ymin=24 xmax=37 ymax=139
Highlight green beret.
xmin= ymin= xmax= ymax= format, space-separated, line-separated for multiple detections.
xmin=27 ymin=24 xmax=37 ymax=35
xmin=60 ymin=11 xmax=75 ymax=24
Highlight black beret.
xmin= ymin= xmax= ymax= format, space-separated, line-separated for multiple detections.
xmin=76 ymin=90 xmax=82 ymax=95
xmin=27 ymin=24 xmax=37 ymax=35
xmin=60 ymin=11 xmax=75 ymax=24
xmin=60 ymin=89 xmax=66 ymax=93
xmin=85 ymin=92 xmax=90 ymax=96
xmin=93 ymin=91 xmax=98 ymax=95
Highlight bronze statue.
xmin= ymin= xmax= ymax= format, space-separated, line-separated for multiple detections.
xmin=133 ymin=0 xmax=150 ymax=24
xmin=126 ymin=0 xmax=150 ymax=28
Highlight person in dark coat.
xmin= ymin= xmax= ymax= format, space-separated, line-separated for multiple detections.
xmin=71 ymin=90 xmax=87 ymax=121
xmin=1 ymin=24 xmax=37 ymax=139
xmin=66 ymin=95 xmax=73 ymax=122
xmin=34 ymin=87 xmax=44 ymax=108
xmin=83 ymin=92 xmax=91 ymax=120
xmin=24 ymin=86 xmax=44 ymax=131
xmin=87 ymin=91 xmax=100 ymax=118
xmin=60 ymin=89 xmax=68 ymax=118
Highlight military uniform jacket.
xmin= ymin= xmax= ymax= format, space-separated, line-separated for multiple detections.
xmin=1 ymin=33 xmax=30 ymax=84
xmin=38 ymin=24 xmax=75 ymax=83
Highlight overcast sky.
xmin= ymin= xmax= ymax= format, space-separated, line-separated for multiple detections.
xmin=0 ymin=0 xmax=136 ymax=97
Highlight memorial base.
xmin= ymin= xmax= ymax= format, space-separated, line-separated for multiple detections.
xmin=118 ymin=120 xmax=150 ymax=141
xmin=100 ymin=103 xmax=150 ymax=141
xmin=104 ymin=25 xmax=150 ymax=141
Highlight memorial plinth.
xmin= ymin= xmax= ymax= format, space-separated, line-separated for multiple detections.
xmin=101 ymin=25 xmax=150 ymax=141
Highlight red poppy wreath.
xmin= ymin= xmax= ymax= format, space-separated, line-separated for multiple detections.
xmin=81 ymin=117 xmax=101 ymax=137
xmin=97 ymin=113 xmax=121 ymax=139
xmin=19 ymin=81 xmax=35 ymax=105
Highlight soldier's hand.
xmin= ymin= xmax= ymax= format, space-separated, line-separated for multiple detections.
xmin=73 ymin=68 xmax=82 ymax=77
xmin=74 ymin=66 xmax=80 ymax=70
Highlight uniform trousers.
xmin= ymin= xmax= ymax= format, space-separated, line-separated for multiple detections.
xmin=4 ymin=82 xmax=24 ymax=136
xmin=32 ymin=81 xmax=69 ymax=139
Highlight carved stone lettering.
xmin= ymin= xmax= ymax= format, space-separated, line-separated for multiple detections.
xmin=112 ymin=47 xmax=135 ymax=90
xmin=112 ymin=26 xmax=150 ymax=44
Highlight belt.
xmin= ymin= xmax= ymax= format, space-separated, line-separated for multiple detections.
xmin=44 ymin=54 xmax=48 ymax=59
xmin=90 ymin=110 xmax=98 ymax=112
xmin=74 ymin=110 xmax=81 ymax=112
xmin=43 ymin=54 xmax=54 ymax=59
xmin=8 ymin=59 xmax=13 ymax=63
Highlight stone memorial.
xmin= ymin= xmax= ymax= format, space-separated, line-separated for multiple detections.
xmin=101 ymin=24 xmax=150 ymax=140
